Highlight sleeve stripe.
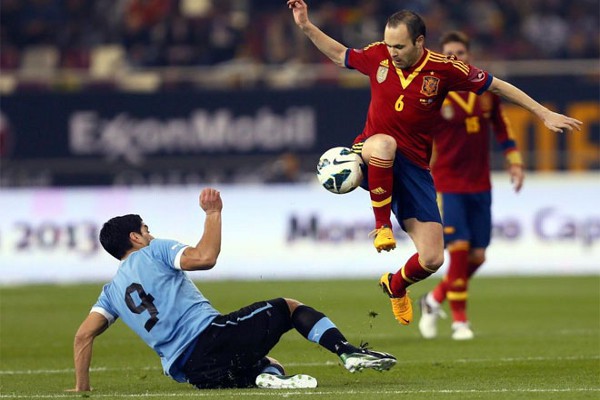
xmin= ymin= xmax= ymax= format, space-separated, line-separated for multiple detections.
xmin=429 ymin=53 xmax=469 ymax=75
xmin=173 ymin=246 xmax=189 ymax=270
xmin=452 ymin=61 xmax=469 ymax=75
xmin=500 ymin=139 xmax=517 ymax=151
xmin=476 ymin=74 xmax=493 ymax=95
xmin=344 ymin=48 xmax=353 ymax=69
xmin=90 ymin=307 xmax=116 ymax=325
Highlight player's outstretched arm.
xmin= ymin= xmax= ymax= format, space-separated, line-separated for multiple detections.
xmin=67 ymin=312 xmax=110 ymax=392
xmin=287 ymin=0 xmax=348 ymax=67
xmin=488 ymin=77 xmax=583 ymax=133
xmin=181 ymin=188 xmax=223 ymax=271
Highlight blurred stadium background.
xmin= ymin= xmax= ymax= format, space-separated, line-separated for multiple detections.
xmin=0 ymin=1 xmax=598 ymax=398
xmin=0 ymin=0 xmax=598 ymax=282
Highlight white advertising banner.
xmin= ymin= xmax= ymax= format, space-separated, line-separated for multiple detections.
xmin=0 ymin=173 xmax=598 ymax=285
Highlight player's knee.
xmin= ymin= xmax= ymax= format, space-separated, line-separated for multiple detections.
xmin=468 ymin=250 xmax=486 ymax=266
xmin=421 ymin=253 xmax=444 ymax=271
xmin=283 ymin=298 xmax=303 ymax=315
xmin=470 ymin=254 xmax=485 ymax=266
xmin=370 ymin=134 xmax=397 ymax=157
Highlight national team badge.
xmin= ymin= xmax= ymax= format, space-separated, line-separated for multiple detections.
xmin=376 ymin=65 xmax=388 ymax=83
xmin=420 ymin=76 xmax=440 ymax=97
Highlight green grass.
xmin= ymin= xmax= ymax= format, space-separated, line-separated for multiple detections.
xmin=1 ymin=276 xmax=599 ymax=399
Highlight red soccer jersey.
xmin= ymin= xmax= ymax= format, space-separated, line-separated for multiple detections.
xmin=346 ymin=44 xmax=492 ymax=169
xmin=431 ymin=91 xmax=517 ymax=193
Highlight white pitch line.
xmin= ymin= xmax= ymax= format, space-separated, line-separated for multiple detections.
xmin=0 ymin=388 xmax=599 ymax=399
xmin=1 ymin=355 xmax=598 ymax=376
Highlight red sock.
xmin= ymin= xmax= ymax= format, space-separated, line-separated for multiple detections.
xmin=368 ymin=156 xmax=394 ymax=229
xmin=390 ymin=253 xmax=436 ymax=297
xmin=432 ymin=278 xmax=448 ymax=304
xmin=446 ymin=244 xmax=469 ymax=322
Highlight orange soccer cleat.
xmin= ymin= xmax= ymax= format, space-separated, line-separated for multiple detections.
xmin=379 ymin=273 xmax=412 ymax=325
xmin=369 ymin=226 xmax=396 ymax=253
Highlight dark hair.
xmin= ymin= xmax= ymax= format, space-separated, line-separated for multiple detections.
xmin=440 ymin=31 xmax=470 ymax=50
xmin=386 ymin=10 xmax=426 ymax=44
xmin=99 ymin=214 xmax=143 ymax=260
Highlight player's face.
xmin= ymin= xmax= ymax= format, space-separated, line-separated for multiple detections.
xmin=138 ymin=223 xmax=155 ymax=246
xmin=442 ymin=41 xmax=469 ymax=63
xmin=384 ymin=24 xmax=424 ymax=69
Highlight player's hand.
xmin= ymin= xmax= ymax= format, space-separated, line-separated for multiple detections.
xmin=508 ymin=164 xmax=524 ymax=193
xmin=199 ymin=188 xmax=223 ymax=214
xmin=287 ymin=0 xmax=309 ymax=27
xmin=541 ymin=110 xmax=582 ymax=133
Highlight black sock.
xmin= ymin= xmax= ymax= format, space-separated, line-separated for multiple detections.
xmin=320 ymin=330 xmax=359 ymax=356
xmin=291 ymin=305 xmax=355 ymax=355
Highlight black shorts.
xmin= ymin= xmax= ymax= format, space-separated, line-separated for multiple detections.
xmin=182 ymin=298 xmax=293 ymax=389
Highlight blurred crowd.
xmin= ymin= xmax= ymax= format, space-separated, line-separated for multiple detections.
xmin=1 ymin=0 xmax=598 ymax=73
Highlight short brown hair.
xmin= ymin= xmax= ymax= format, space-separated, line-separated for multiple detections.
xmin=386 ymin=10 xmax=426 ymax=44
xmin=440 ymin=31 xmax=470 ymax=50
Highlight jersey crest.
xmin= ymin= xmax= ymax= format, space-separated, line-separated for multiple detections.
xmin=421 ymin=75 xmax=440 ymax=96
xmin=377 ymin=59 xmax=389 ymax=83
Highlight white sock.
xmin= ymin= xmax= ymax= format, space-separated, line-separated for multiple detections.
xmin=426 ymin=292 xmax=441 ymax=309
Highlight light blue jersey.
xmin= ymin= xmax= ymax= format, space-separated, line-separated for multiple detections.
xmin=92 ymin=239 xmax=219 ymax=382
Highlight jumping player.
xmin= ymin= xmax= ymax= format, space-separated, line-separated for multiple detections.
xmin=287 ymin=0 xmax=582 ymax=326
xmin=419 ymin=31 xmax=524 ymax=340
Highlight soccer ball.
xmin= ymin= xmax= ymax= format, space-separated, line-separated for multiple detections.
xmin=316 ymin=147 xmax=364 ymax=194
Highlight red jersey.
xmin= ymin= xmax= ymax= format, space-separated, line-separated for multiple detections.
xmin=431 ymin=91 xmax=518 ymax=193
xmin=346 ymin=44 xmax=492 ymax=169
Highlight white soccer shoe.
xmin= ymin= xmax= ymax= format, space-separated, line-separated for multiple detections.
xmin=418 ymin=294 xmax=447 ymax=339
xmin=339 ymin=348 xmax=397 ymax=373
xmin=255 ymin=373 xmax=318 ymax=389
xmin=451 ymin=321 xmax=474 ymax=341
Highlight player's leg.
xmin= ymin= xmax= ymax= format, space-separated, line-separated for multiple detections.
xmin=468 ymin=248 xmax=486 ymax=278
xmin=450 ymin=192 xmax=492 ymax=340
xmin=431 ymin=193 xmax=470 ymax=305
xmin=378 ymin=155 xmax=444 ymax=325
xmin=419 ymin=239 xmax=470 ymax=338
xmin=183 ymin=299 xmax=298 ymax=389
xmin=255 ymin=355 xmax=318 ymax=389
xmin=380 ymin=219 xmax=444 ymax=325
xmin=401 ymin=219 xmax=445 ymax=291
xmin=465 ymin=192 xmax=491 ymax=282
xmin=435 ymin=246 xmax=484 ymax=341
xmin=419 ymin=193 xmax=470 ymax=338
xmin=241 ymin=299 xmax=321 ymax=389
xmin=428 ymin=193 xmax=451 ymax=307
xmin=445 ymin=240 xmax=471 ymax=338
xmin=285 ymin=298 xmax=396 ymax=373
xmin=359 ymin=134 xmax=397 ymax=252
xmin=262 ymin=356 xmax=286 ymax=375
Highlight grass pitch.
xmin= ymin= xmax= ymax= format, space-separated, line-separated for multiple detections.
xmin=1 ymin=276 xmax=599 ymax=399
